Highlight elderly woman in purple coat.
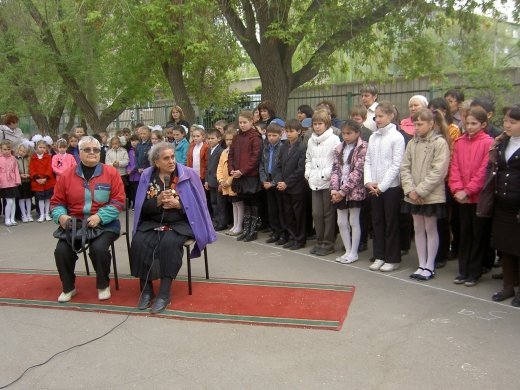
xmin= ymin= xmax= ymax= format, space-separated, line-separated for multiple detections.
xmin=130 ymin=142 xmax=216 ymax=313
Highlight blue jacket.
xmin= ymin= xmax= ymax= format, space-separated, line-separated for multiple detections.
xmin=174 ymin=138 xmax=189 ymax=165
xmin=136 ymin=140 xmax=152 ymax=170
xmin=133 ymin=164 xmax=216 ymax=258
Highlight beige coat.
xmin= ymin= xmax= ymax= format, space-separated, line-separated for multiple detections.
xmin=400 ymin=131 xmax=450 ymax=205
xmin=216 ymin=149 xmax=236 ymax=196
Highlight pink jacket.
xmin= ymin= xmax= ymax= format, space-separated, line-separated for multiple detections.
xmin=330 ymin=137 xmax=368 ymax=201
xmin=0 ymin=154 xmax=21 ymax=189
xmin=449 ymin=130 xmax=493 ymax=203
xmin=52 ymin=152 xmax=77 ymax=177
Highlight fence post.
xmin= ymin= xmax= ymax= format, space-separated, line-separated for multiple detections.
xmin=135 ymin=108 xmax=140 ymax=124
xmin=428 ymin=87 xmax=435 ymax=102
xmin=115 ymin=117 xmax=120 ymax=131
xmin=164 ymin=106 xmax=169 ymax=125
xmin=346 ymin=92 xmax=353 ymax=114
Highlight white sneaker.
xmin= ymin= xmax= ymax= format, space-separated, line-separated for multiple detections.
xmin=369 ymin=259 xmax=385 ymax=271
xmin=98 ymin=287 xmax=111 ymax=301
xmin=58 ymin=289 xmax=77 ymax=302
xmin=37 ymin=215 xmax=45 ymax=223
xmin=380 ymin=263 xmax=400 ymax=272
xmin=343 ymin=254 xmax=359 ymax=264
xmin=21 ymin=215 xmax=28 ymax=223
xmin=45 ymin=214 xmax=52 ymax=221
xmin=27 ymin=215 xmax=34 ymax=222
xmin=335 ymin=253 xmax=349 ymax=263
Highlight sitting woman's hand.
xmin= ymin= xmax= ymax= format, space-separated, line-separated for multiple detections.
xmin=87 ymin=214 xmax=101 ymax=227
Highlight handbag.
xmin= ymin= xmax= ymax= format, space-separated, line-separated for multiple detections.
xmin=53 ymin=217 xmax=104 ymax=253
xmin=476 ymin=145 xmax=499 ymax=218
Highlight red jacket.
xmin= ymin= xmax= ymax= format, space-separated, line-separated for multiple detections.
xmin=449 ymin=130 xmax=493 ymax=203
xmin=228 ymin=129 xmax=262 ymax=176
xmin=29 ymin=153 xmax=56 ymax=192
xmin=187 ymin=142 xmax=209 ymax=180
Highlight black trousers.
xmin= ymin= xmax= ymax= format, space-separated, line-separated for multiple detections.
xmin=54 ymin=231 xmax=118 ymax=293
xmin=359 ymin=198 xmax=371 ymax=245
xmin=266 ymin=187 xmax=285 ymax=235
xmin=370 ymin=186 xmax=402 ymax=263
xmin=282 ymin=191 xmax=306 ymax=244
xmin=458 ymin=204 xmax=490 ymax=279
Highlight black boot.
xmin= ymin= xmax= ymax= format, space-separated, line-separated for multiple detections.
xmin=244 ymin=207 xmax=261 ymax=242
xmin=237 ymin=206 xmax=251 ymax=241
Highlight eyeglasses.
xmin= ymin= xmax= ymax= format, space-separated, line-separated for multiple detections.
xmin=81 ymin=147 xmax=101 ymax=154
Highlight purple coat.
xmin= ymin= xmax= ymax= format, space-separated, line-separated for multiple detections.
xmin=127 ymin=148 xmax=140 ymax=182
xmin=133 ymin=164 xmax=217 ymax=258
xmin=330 ymin=137 xmax=368 ymax=202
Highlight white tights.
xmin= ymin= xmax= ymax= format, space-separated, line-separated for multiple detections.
xmin=231 ymin=201 xmax=244 ymax=233
xmin=337 ymin=207 xmax=361 ymax=258
xmin=413 ymin=214 xmax=439 ymax=276
xmin=18 ymin=198 xmax=32 ymax=218
xmin=38 ymin=199 xmax=50 ymax=217
xmin=4 ymin=198 xmax=15 ymax=223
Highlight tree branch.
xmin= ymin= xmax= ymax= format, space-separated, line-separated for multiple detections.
xmin=291 ymin=0 xmax=414 ymax=89
xmin=218 ymin=0 xmax=261 ymax=66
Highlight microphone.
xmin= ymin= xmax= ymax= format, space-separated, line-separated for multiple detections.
xmin=163 ymin=175 xmax=170 ymax=191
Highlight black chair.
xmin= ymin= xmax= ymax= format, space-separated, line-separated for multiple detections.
xmin=125 ymin=202 xmax=210 ymax=295
xmin=82 ymin=199 xmax=131 ymax=291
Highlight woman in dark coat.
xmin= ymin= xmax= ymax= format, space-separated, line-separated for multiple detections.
xmin=489 ymin=105 xmax=520 ymax=306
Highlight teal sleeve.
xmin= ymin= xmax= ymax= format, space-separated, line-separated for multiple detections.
xmin=97 ymin=205 xmax=120 ymax=225
xmin=51 ymin=205 xmax=68 ymax=225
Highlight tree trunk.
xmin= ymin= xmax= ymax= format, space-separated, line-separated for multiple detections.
xmin=162 ymin=60 xmax=196 ymax=124
xmin=258 ymin=50 xmax=290 ymax=118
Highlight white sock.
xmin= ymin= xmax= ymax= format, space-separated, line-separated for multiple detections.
xmin=38 ymin=200 xmax=45 ymax=217
xmin=423 ymin=215 xmax=439 ymax=275
xmin=349 ymin=207 xmax=361 ymax=258
xmin=413 ymin=214 xmax=428 ymax=272
xmin=236 ymin=201 xmax=244 ymax=232
xmin=4 ymin=198 xmax=13 ymax=223
xmin=44 ymin=199 xmax=50 ymax=216
xmin=25 ymin=199 xmax=32 ymax=217
xmin=18 ymin=199 xmax=27 ymax=218
xmin=337 ymin=209 xmax=351 ymax=258
xmin=9 ymin=199 xmax=15 ymax=222
xmin=231 ymin=203 xmax=238 ymax=232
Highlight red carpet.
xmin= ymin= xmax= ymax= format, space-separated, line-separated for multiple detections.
xmin=0 ymin=268 xmax=355 ymax=330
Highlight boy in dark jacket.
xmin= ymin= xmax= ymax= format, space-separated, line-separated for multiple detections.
xmin=204 ymin=129 xmax=225 ymax=230
xmin=275 ymin=119 xmax=307 ymax=250
xmin=260 ymin=122 xmax=286 ymax=244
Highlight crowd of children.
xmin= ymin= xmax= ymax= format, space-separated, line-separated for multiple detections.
xmin=1 ymin=88 xmax=519 ymax=306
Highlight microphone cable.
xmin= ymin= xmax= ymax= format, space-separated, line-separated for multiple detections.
xmin=0 ymin=177 xmax=171 ymax=389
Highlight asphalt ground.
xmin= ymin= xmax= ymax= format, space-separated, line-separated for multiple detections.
xmin=0 ymin=213 xmax=519 ymax=390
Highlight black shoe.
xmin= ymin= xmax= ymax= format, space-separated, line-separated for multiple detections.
xmin=276 ymin=237 xmax=289 ymax=246
xmin=306 ymin=234 xmax=317 ymax=241
xmin=512 ymin=296 xmax=520 ymax=307
xmin=214 ymin=225 xmax=227 ymax=231
xmin=151 ymin=297 xmax=171 ymax=314
xmin=290 ymin=242 xmax=305 ymax=250
xmin=283 ymin=240 xmax=295 ymax=249
xmin=315 ymin=247 xmax=334 ymax=256
xmin=435 ymin=261 xmax=446 ymax=269
xmin=358 ymin=242 xmax=368 ymax=252
xmin=492 ymin=273 xmax=504 ymax=280
xmin=266 ymin=235 xmax=280 ymax=244
xmin=492 ymin=290 xmax=515 ymax=302
xmin=137 ymin=293 xmax=154 ymax=310
xmin=309 ymin=246 xmax=319 ymax=254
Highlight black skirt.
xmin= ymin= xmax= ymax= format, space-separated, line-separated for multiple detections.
xmin=34 ymin=188 xmax=53 ymax=201
xmin=336 ymin=199 xmax=364 ymax=210
xmin=18 ymin=181 xmax=33 ymax=199
xmin=401 ymin=202 xmax=447 ymax=218
xmin=130 ymin=228 xmax=192 ymax=280
xmin=0 ymin=186 xmax=20 ymax=198
xmin=491 ymin=201 xmax=520 ymax=256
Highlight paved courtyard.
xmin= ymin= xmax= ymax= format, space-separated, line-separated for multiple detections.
xmin=0 ymin=214 xmax=518 ymax=389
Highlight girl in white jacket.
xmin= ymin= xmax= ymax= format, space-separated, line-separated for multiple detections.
xmin=364 ymin=101 xmax=405 ymax=272
xmin=305 ymin=109 xmax=341 ymax=256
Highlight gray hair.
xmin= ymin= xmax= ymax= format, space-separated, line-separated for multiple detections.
xmin=359 ymin=84 xmax=379 ymax=96
xmin=148 ymin=141 xmax=175 ymax=166
xmin=78 ymin=136 xmax=101 ymax=150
